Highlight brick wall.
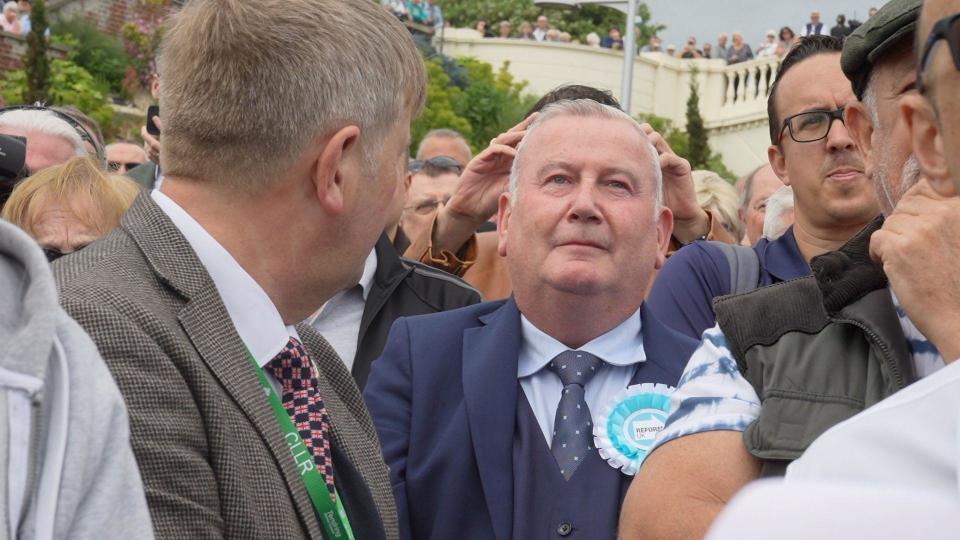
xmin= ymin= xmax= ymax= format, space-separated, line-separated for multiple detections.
xmin=50 ymin=0 xmax=180 ymax=37
xmin=0 ymin=30 xmax=67 ymax=74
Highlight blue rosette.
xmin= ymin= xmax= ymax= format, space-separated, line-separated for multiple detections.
xmin=593 ymin=383 xmax=674 ymax=475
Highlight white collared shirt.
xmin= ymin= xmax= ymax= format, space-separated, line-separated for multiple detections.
xmin=518 ymin=308 xmax=646 ymax=446
xmin=151 ymin=191 xmax=297 ymax=384
xmin=307 ymin=250 xmax=378 ymax=371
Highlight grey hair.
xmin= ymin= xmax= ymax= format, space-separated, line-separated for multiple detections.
xmin=762 ymin=185 xmax=794 ymax=240
xmin=861 ymin=70 xmax=881 ymax=128
xmin=416 ymin=128 xmax=472 ymax=160
xmin=157 ymin=0 xmax=426 ymax=192
xmin=0 ymin=109 xmax=87 ymax=157
xmin=508 ymin=99 xmax=663 ymax=210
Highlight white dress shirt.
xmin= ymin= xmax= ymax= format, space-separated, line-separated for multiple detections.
xmin=307 ymin=250 xmax=377 ymax=370
xmin=151 ymin=191 xmax=296 ymax=388
xmin=518 ymin=308 xmax=646 ymax=446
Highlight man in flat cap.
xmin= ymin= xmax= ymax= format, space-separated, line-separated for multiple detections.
xmin=619 ymin=1 xmax=947 ymax=538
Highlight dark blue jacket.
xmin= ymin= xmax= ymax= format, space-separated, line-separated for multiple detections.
xmin=647 ymin=227 xmax=810 ymax=341
xmin=363 ymin=298 xmax=697 ymax=539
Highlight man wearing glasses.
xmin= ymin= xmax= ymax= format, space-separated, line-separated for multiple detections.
xmin=780 ymin=0 xmax=960 ymax=493
xmin=648 ymin=34 xmax=878 ymax=342
xmin=685 ymin=5 xmax=960 ymax=534
xmin=400 ymin=155 xmax=463 ymax=244
xmin=623 ymin=20 xmax=931 ymax=538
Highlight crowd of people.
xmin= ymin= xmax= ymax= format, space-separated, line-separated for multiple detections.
xmin=0 ymin=0 xmax=33 ymax=34
xmin=0 ymin=0 xmax=958 ymax=537
xmin=439 ymin=7 xmax=884 ymax=67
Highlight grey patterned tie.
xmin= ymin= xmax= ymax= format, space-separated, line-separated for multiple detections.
xmin=548 ymin=350 xmax=603 ymax=480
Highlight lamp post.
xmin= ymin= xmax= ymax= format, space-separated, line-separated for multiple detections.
xmin=533 ymin=0 xmax=641 ymax=113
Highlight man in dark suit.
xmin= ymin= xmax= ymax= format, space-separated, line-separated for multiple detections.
xmin=54 ymin=0 xmax=425 ymax=537
xmin=365 ymin=99 xmax=698 ymax=539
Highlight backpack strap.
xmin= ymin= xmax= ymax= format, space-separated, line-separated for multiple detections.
xmin=707 ymin=241 xmax=762 ymax=295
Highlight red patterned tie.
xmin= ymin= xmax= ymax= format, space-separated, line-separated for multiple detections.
xmin=266 ymin=337 xmax=336 ymax=498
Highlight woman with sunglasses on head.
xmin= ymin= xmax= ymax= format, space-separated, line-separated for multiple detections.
xmin=1 ymin=156 xmax=140 ymax=262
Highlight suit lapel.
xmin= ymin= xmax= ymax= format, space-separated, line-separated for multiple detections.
xmin=462 ymin=299 xmax=521 ymax=540
xmin=122 ymin=194 xmax=323 ymax=538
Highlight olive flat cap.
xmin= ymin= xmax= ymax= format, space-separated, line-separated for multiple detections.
xmin=841 ymin=0 xmax=922 ymax=99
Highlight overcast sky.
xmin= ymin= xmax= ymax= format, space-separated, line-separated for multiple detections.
xmin=647 ymin=0 xmax=887 ymax=49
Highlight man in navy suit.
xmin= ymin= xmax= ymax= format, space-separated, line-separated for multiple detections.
xmin=364 ymin=99 xmax=699 ymax=539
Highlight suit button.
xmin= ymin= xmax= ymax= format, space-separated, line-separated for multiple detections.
xmin=557 ymin=522 xmax=573 ymax=536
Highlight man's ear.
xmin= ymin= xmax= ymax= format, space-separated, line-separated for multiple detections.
xmin=768 ymin=144 xmax=790 ymax=186
xmin=901 ymin=94 xmax=952 ymax=196
xmin=313 ymin=125 xmax=362 ymax=215
xmin=845 ymin=101 xmax=875 ymax=176
xmin=496 ymin=192 xmax=512 ymax=257
xmin=653 ymin=206 xmax=674 ymax=270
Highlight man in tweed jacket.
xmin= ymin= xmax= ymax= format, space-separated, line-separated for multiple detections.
xmin=53 ymin=0 xmax=425 ymax=537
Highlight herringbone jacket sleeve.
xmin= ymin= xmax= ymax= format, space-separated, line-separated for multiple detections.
xmin=58 ymin=297 xmax=226 ymax=537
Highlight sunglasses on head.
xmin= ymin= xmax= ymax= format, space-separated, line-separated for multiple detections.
xmin=408 ymin=155 xmax=464 ymax=175
xmin=0 ymin=104 xmax=105 ymax=163
xmin=918 ymin=12 xmax=960 ymax=93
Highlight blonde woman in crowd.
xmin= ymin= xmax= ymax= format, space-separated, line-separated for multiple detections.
xmin=692 ymin=169 xmax=743 ymax=241
xmin=2 ymin=156 xmax=140 ymax=261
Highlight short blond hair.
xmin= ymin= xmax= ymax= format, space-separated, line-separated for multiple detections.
xmin=692 ymin=170 xmax=743 ymax=240
xmin=158 ymin=0 xmax=427 ymax=192
xmin=1 ymin=157 xmax=140 ymax=237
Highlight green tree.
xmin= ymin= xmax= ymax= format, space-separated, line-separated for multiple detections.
xmin=52 ymin=19 xmax=133 ymax=97
xmin=23 ymin=0 xmax=50 ymax=103
xmin=411 ymin=58 xmax=474 ymax=154
xmin=412 ymin=55 xmax=538 ymax=156
xmin=685 ymin=69 xmax=709 ymax=169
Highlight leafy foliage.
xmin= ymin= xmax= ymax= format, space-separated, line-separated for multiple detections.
xmin=51 ymin=19 xmax=133 ymax=98
xmin=3 ymin=59 xmax=115 ymax=136
xmin=122 ymin=0 xmax=171 ymax=91
xmin=412 ymin=50 xmax=538 ymax=155
xmin=23 ymin=0 xmax=50 ymax=103
xmin=441 ymin=0 xmax=664 ymax=45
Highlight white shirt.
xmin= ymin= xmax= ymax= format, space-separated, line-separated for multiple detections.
xmin=307 ymin=250 xmax=378 ymax=370
xmin=786 ymin=358 xmax=960 ymax=494
xmin=533 ymin=28 xmax=548 ymax=42
xmin=151 ymin=190 xmax=296 ymax=389
xmin=651 ymin=288 xmax=945 ymax=454
xmin=518 ymin=308 xmax=646 ymax=446
xmin=707 ymin=479 xmax=960 ymax=540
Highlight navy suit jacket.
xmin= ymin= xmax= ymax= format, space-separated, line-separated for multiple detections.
xmin=364 ymin=298 xmax=698 ymax=540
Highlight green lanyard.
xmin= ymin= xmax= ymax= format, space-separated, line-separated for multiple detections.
xmin=247 ymin=350 xmax=356 ymax=540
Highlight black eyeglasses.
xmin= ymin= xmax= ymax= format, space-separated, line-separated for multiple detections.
xmin=918 ymin=12 xmax=960 ymax=93
xmin=108 ymin=160 xmax=144 ymax=172
xmin=0 ymin=104 xmax=106 ymax=163
xmin=408 ymin=155 xmax=464 ymax=175
xmin=43 ymin=247 xmax=67 ymax=262
xmin=777 ymin=107 xmax=846 ymax=144
xmin=43 ymin=244 xmax=87 ymax=263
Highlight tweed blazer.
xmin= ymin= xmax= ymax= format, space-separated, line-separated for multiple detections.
xmin=53 ymin=194 xmax=398 ymax=539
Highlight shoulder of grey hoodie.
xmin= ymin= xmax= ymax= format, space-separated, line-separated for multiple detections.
xmin=0 ymin=221 xmax=154 ymax=540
